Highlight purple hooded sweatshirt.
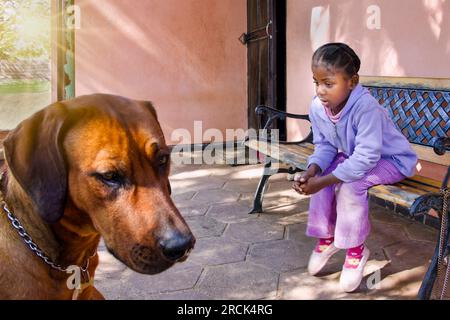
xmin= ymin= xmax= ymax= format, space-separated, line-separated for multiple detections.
xmin=307 ymin=83 xmax=418 ymax=183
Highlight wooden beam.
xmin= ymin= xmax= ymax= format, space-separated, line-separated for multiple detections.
xmin=361 ymin=76 xmax=450 ymax=91
xmin=413 ymin=144 xmax=450 ymax=166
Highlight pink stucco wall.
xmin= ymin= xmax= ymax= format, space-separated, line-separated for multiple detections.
xmin=74 ymin=0 xmax=247 ymax=145
xmin=287 ymin=0 xmax=450 ymax=180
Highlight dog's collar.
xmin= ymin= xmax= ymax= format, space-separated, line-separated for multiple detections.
xmin=0 ymin=187 xmax=96 ymax=298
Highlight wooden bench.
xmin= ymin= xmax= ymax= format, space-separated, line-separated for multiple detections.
xmin=244 ymin=78 xmax=450 ymax=299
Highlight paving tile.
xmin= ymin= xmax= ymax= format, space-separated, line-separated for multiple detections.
xmin=365 ymin=267 xmax=428 ymax=299
xmin=370 ymin=203 xmax=414 ymax=226
xmin=95 ymin=277 xmax=133 ymax=300
xmin=238 ymin=192 xmax=259 ymax=203
xmin=171 ymin=177 xmax=227 ymax=194
xmin=377 ymin=240 xmax=436 ymax=299
xmin=257 ymin=202 xmax=310 ymax=224
xmin=186 ymin=216 xmax=227 ymax=238
xmin=169 ymin=163 xmax=204 ymax=175
xmin=366 ymin=219 xmax=410 ymax=249
xmin=196 ymin=262 xmax=279 ymax=300
xmin=239 ymin=193 xmax=309 ymax=215
xmin=383 ymin=240 xmax=435 ymax=271
xmin=248 ymin=240 xmax=310 ymax=272
xmin=278 ymin=266 xmax=391 ymax=300
xmin=286 ymin=223 xmax=316 ymax=247
xmin=199 ymin=165 xmax=253 ymax=178
xmin=176 ymin=202 xmax=210 ymax=217
xmin=206 ymin=202 xmax=255 ymax=223
xmin=115 ymin=262 xmax=204 ymax=296
xmin=267 ymin=180 xmax=296 ymax=193
xmin=95 ymin=249 xmax=128 ymax=281
xmin=223 ymin=179 xmax=262 ymax=193
xmin=98 ymin=237 xmax=107 ymax=250
xmin=264 ymin=188 xmax=304 ymax=202
xmin=172 ymin=190 xmax=196 ymax=202
xmin=226 ymin=167 xmax=291 ymax=181
xmin=405 ymin=222 xmax=438 ymax=243
xmin=224 ymin=220 xmax=285 ymax=243
xmin=192 ymin=189 xmax=240 ymax=205
xmin=187 ymin=237 xmax=249 ymax=266
xmin=227 ymin=166 xmax=267 ymax=180
xmin=170 ymin=168 xmax=213 ymax=180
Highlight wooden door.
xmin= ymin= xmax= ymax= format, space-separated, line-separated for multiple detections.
xmin=241 ymin=0 xmax=286 ymax=139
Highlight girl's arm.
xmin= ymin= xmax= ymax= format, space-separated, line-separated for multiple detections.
xmin=332 ymin=107 xmax=384 ymax=182
xmin=307 ymin=108 xmax=338 ymax=172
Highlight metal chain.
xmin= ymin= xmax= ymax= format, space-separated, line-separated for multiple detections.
xmin=0 ymin=199 xmax=95 ymax=274
xmin=438 ymin=188 xmax=450 ymax=299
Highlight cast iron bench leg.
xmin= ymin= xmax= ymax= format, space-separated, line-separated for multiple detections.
xmin=249 ymin=158 xmax=298 ymax=214
xmin=417 ymin=243 xmax=440 ymax=299
xmin=249 ymin=160 xmax=273 ymax=214
xmin=417 ymin=220 xmax=450 ymax=299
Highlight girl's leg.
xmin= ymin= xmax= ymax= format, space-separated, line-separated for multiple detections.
xmin=333 ymin=158 xmax=406 ymax=249
xmin=306 ymin=153 xmax=348 ymax=239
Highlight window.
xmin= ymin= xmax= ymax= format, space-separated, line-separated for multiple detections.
xmin=0 ymin=0 xmax=74 ymax=131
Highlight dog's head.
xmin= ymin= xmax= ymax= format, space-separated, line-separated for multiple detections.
xmin=3 ymin=94 xmax=195 ymax=274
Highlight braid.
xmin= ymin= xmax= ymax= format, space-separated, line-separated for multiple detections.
xmin=312 ymin=43 xmax=360 ymax=77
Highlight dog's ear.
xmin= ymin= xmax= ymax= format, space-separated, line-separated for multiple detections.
xmin=167 ymin=181 xmax=172 ymax=195
xmin=3 ymin=102 xmax=69 ymax=223
xmin=137 ymin=100 xmax=158 ymax=121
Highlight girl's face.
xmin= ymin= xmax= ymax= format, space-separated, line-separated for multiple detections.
xmin=312 ymin=64 xmax=358 ymax=111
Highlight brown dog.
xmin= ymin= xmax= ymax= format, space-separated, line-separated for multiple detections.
xmin=0 ymin=94 xmax=195 ymax=299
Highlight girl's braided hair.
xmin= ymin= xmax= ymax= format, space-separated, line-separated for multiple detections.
xmin=312 ymin=43 xmax=361 ymax=77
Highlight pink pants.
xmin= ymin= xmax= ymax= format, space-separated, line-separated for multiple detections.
xmin=306 ymin=153 xmax=406 ymax=249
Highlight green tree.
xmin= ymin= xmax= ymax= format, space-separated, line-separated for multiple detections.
xmin=0 ymin=0 xmax=50 ymax=60
xmin=0 ymin=0 xmax=18 ymax=60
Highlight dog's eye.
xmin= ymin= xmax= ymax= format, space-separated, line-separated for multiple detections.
xmin=95 ymin=171 xmax=124 ymax=187
xmin=159 ymin=155 xmax=169 ymax=166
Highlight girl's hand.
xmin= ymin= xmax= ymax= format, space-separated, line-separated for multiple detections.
xmin=293 ymin=173 xmax=343 ymax=196
xmin=293 ymin=163 xmax=321 ymax=183
xmin=293 ymin=177 xmax=325 ymax=195
xmin=293 ymin=171 xmax=313 ymax=184
xmin=293 ymin=164 xmax=322 ymax=195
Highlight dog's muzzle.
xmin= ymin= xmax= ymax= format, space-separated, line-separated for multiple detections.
xmin=158 ymin=230 xmax=195 ymax=262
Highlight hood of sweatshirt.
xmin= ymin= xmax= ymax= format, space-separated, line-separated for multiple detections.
xmin=314 ymin=83 xmax=370 ymax=122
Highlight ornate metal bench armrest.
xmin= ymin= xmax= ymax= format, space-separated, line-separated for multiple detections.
xmin=411 ymin=137 xmax=450 ymax=217
xmin=255 ymin=105 xmax=311 ymax=123
xmin=410 ymin=192 xmax=448 ymax=217
xmin=432 ymin=137 xmax=450 ymax=189
xmin=433 ymin=137 xmax=450 ymax=156
xmin=249 ymin=105 xmax=313 ymax=144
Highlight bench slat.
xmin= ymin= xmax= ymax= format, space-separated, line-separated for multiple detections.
xmin=245 ymin=139 xmax=313 ymax=170
xmin=412 ymin=144 xmax=450 ymax=166
xmin=368 ymin=184 xmax=427 ymax=208
xmin=401 ymin=176 xmax=441 ymax=193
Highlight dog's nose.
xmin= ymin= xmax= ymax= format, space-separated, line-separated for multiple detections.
xmin=159 ymin=231 xmax=195 ymax=262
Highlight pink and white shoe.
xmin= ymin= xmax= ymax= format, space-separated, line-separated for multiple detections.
xmin=307 ymin=241 xmax=340 ymax=276
xmin=339 ymin=246 xmax=371 ymax=292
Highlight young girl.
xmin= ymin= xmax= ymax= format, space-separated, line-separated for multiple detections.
xmin=293 ymin=43 xmax=417 ymax=292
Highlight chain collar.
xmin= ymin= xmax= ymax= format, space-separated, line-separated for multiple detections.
xmin=0 ymin=171 xmax=96 ymax=275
